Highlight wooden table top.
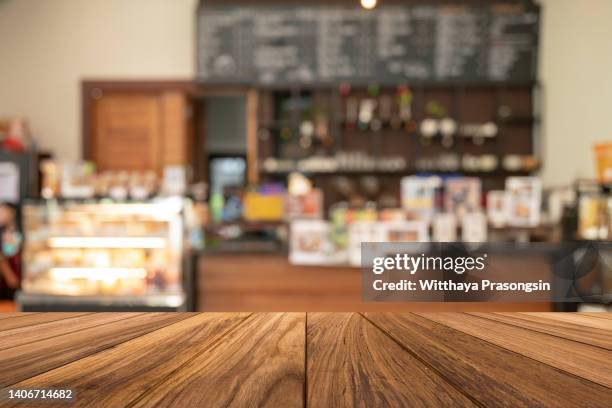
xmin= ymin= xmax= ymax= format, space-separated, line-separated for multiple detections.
xmin=0 ymin=312 xmax=610 ymax=407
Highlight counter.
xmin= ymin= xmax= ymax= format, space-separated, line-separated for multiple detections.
xmin=196 ymin=252 xmax=552 ymax=311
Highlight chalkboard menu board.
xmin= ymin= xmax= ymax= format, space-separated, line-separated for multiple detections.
xmin=196 ymin=2 xmax=539 ymax=85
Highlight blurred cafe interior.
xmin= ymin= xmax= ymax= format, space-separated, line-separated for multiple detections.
xmin=0 ymin=0 xmax=610 ymax=312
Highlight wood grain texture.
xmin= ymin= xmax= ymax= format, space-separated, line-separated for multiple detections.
xmin=0 ymin=313 xmax=87 ymax=331
xmin=132 ymin=313 xmax=305 ymax=408
xmin=521 ymin=312 xmax=612 ymax=330
xmin=8 ymin=313 xmax=251 ymax=408
xmin=579 ymin=313 xmax=612 ymax=320
xmin=0 ymin=313 xmax=32 ymax=321
xmin=0 ymin=313 xmax=122 ymax=350
xmin=364 ymin=313 xmax=612 ymax=407
xmin=469 ymin=312 xmax=612 ymax=350
xmin=0 ymin=313 xmax=609 ymax=407
xmin=307 ymin=313 xmax=476 ymax=407
xmin=0 ymin=313 xmax=190 ymax=388
xmin=418 ymin=313 xmax=612 ymax=388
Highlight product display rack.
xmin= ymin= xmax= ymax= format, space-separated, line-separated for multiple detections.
xmin=17 ymin=198 xmax=193 ymax=312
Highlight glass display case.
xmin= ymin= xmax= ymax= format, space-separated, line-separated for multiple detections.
xmin=17 ymin=199 xmax=187 ymax=311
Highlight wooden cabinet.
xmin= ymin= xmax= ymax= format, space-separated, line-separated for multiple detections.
xmin=91 ymin=93 xmax=161 ymax=172
xmin=83 ymin=82 xmax=195 ymax=174
xmin=160 ymin=91 xmax=191 ymax=168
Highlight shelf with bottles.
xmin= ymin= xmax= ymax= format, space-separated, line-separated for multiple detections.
xmin=19 ymin=200 xmax=185 ymax=307
xmin=259 ymin=153 xmax=539 ymax=177
xmin=254 ymin=83 xmax=540 ymax=182
xmin=260 ymin=168 xmax=537 ymax=178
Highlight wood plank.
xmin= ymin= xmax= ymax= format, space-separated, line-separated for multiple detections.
xmin=0 ymin=313 xmax=90 ymax=334
xmin=0 ymin=313 xmax=190 ymax=388
xmin=419 ymin=313 xmax=612 ymax=388
xmin=0 ymin=313 xmax=35 ymax=321
xmin=522 ymin=312 xmax=612 ymax=330
xmin=578 ymin=313 xmax=612 ymax=320
xmin=364 ymin=313 xmax=612 ymax=407
xmin=132 ymin=313 xmax=305 ymax=408
xmin=469 ymin=312 xmax=612 ymax=350
xmin=8 ymin=313 xmax=251 ymax=408
xmin=0 ymin=313 xmax=131 ymax=351
xmin=307 ymin=313 xmax=477 ymax=407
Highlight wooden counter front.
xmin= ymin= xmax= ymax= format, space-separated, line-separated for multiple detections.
xmin=0 ymin=313 xmax=609 ymax=407
xmin=197 ymin=253 xmax=551 ymax=312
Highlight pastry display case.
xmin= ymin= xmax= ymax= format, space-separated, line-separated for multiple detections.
xmin=17 ymin=199 xmax=188 ymax=311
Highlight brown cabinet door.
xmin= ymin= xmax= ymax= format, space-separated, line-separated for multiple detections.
xmin=91 ymin=93 xmax=162 ymax=173
xmin=85 ymin=82 xmax=195 ymax=175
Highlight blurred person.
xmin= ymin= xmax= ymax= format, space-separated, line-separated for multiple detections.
xmin=0 ymin=204 xmax=20 ymax=296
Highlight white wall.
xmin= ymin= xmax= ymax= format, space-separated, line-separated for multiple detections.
xmin=0 ymin=0 xmax=197 ymax=161
xmin=538 ymin=0 xmax=612 ymax=186
xmin=0 ymin=0 xmax=610 ymax=186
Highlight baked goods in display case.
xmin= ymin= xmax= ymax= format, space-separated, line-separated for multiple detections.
xmin=21 ymin=200 xmax=184 ymax=298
